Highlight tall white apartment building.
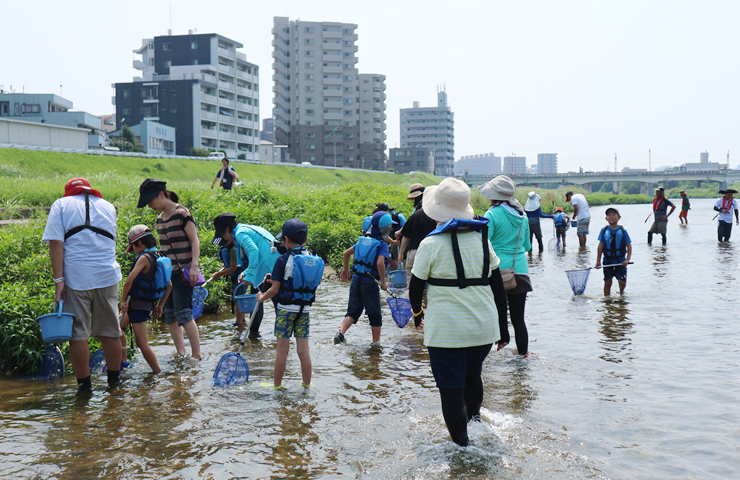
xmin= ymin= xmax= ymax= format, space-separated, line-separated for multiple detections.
xmin=537 ymin=153 xmax=558 ymax=174
xmin=400 ymin=89 xmax=455 ymax=176
xmin=358 ymin=73 xmax=387 ymax=169
xmin=454 ymin=153 xmax=501 ymax=176
xmin=503 ymin=155 xmax=526 ymax=175
xmin=115 ymin=32 xmax=260 ymax=159
xmin=272 ymin=17 xmax=364 ymax=167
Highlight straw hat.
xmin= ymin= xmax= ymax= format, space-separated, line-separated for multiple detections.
xmin=477 ymin=175 xmax=524 ymax=212
xmin=422 ymin=178 xmax=474 ymax=223
xmin=407 ymin=183 xmax=425 ymax=200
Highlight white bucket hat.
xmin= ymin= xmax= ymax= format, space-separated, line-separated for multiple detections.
xmin=422 ymin=177 xmax=474 ymax=223
xmin=477 ymin=175 xmax=524 ymax=213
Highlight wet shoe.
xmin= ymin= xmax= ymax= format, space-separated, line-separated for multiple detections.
xmin=333 ymin=331 xmax=345 ymax=344
xmin=120 ymin=361 xmax=134 ymax=371
xmin=301 ymin=382 xmax=313 ymax=388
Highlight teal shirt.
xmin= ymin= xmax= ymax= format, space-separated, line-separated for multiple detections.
xmin=234 ymin=223 xmax=280 ymax=287
xmin=484 ymin=205 xmax=531 ymax=274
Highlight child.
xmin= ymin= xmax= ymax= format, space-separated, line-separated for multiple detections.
xmin=553 ymin=207 xmax=570 ymax=248
xmin=210 ymin=214 xmax=247 ymax=326
xmin=595 ymin=207 xmax=632 ymax=296
xmin=120 ymin=225 xmax=173 ymax=374
xmin=335 ymin=211 xmax=391 ymax=344
xmin=256 ymin=219 xmax=324 ymax=388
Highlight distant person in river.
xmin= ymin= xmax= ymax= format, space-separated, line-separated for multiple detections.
xmin=679 ymin=191 xmax=690 ymax=225
xmin=714 ymin=189 xmax=739 ymax=242
xmin=647 ymin=186 xmax=675 ymax=245
xmin=524 ymin=191 xmax=554 ymax=253
xmin=553 ymin=207 xmax=570 ymax=248
xmin=595 ymin=208 xmax=632 ymax=296
xmin=565 ymin=191 xmax=590 ymax=247
xmin=334 ymin=211 xmax=391 ymax=345
xmin=43 ymin=177 xmax=124 ymax=391
xmin=409 ymin=177 xmax=508 ymax=447
xmin=211 ymin=157 xmax=239 ymax=190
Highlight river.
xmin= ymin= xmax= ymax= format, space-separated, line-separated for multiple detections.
xmin=0 ymin=199 xmax=736 ymax=479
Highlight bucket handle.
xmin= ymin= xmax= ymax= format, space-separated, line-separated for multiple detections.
xmin=56 ymin=299 xmax=64 ymax=317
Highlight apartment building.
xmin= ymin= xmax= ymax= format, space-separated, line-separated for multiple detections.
xmin=537 ymin=153 xmax=558 ymax=174
xmin=400 ymin=89 xmax=455 ymax=177
xmin=389 ymin=146 xmax=434 ymax=174
xmin=454 ymin=153 xmax=501 ymax=176
xmin=114 ymin=32 xmax=260 ymax=159
xmin=503 ymin=155 xmax=526 ymax=175
xmin=358 ymin=73 xmax=387 ymax=169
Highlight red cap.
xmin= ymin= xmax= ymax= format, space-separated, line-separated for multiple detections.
xmin=64 ymin=178 xmax=102 ymax=198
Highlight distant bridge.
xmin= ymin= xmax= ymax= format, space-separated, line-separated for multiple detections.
xmin=461 ymin=169 xmax=740 ymax=195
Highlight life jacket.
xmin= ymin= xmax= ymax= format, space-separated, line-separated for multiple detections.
xmin=362 ymin=215 xmax=372 ymax=234
xmin=217 ymin=243 xmax=246 ymax=278
xmin=64 ymin=190 xmax=115 ymax=241
xmin=276 ymin=247 xmax=325 ymax=306
xmin=554 ymin=212 xmax=567 ymax=227
xmin=425 ymin=218 xmax=490 ymax=289
xmin=130 ymin=248 xmax=172 ymax=300
xmin=601 ymin=226 xmax=626 ymax=263
xmin=390 ymin=209 xmax=406 ymax=233
xmin=352 ymin=235 xmax=383 ymax=279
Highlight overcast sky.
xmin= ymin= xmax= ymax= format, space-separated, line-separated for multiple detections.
xmin=3 ymin=0 xmax=738 ymax=172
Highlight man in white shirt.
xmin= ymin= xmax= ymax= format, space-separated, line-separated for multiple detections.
xmin=566 ymin=191 xmax=591 ymax=247
xmin=714 ymin=189 xmax=739 ymax=242
xmin=42 ymin=178 xmax=123 ymax=392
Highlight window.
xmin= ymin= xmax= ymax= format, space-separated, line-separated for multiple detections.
xmin=306 ymin=109 xmax=315 ymax=114
xmin=162 ymin=43 xmax=170 ymax=50
xmin=306 ymin=133 xmax=316 ymax=138
xmin=171 ymin=89 xmax=177 ymax=96
xmin=164 ymin=60 xmax=171 ymax=68
xmin=344 ymin=75 xmax=353 ymax=80
xmin=307 ymin=156 xmax=315 ymax=161
xmin=191 ymin=41 xmax=198 ymax=49
xmin=344 ymin=87 xmax=352 ymax=92
xmin=344 ymin=145 xmax=354 ymax=150
xmin=345 ymin=156 xmax=353 ymax=161
xmin=417 ymin=151 xmax=426 ymax=156
xmin=305 ymin=27 xmax=314 ymax=32
xmin=306 ymin=98 xmax=315 ymax=103
xmin=21 ymin=104 xmax=41 ymax=114
xmin=343 ymin=29 xmax=352 ymax=33
xmin=307 ymin=144 xmax=316 ymax=150
xmin=306 ymin=86 xmax=315 ymax=91
xmin=140 ymin=107 xmax=151 ymax=114
xmin=148 ymin=58 xmax=154 ymax=66
xmin=345 ymin=121 xmax=353 ymax=126
xmin=122 ymin=90 xmax=130 ymax=98
xmin=306 ymin=50 xmax=314 ymax=56
xmin=363 ymin=110 xmax=370 ymax=114
xmin=148 ymin=41 xmax=154 ymax=49
xmin=122 ymin=108 xmax=131 ymax=115
xmin=418 ymin=161 xmax=426 ymax=166
xmin=344 ymin=64 xmax=352 ymax=69
xmin=305 ymin=74 xmax=314 ymax=80
xmin=170 ymin=109 xmax=177 ymax=113
xmin=193 ymin=59 xmax=199 ymax=65
xmin=344 ymin=110 xmax=352 ymax=114
xmin=344 ymin=41 xmax=352 ymax=45
xmin=344 ymin=52 xmax=352 ymax=57
xmin=344 ymin=133 xmax=354 ymax=138
xmin=344 ymin=99 xmax=353 ymax=104
xmin=305 ymin=39 xmax=314 ymax=44
xmin=306 ymin=121 xmax=315 ymax=126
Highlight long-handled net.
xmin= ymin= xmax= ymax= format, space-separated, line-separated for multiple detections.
xmin=29 ymin=345 xmax=64 ymax=380
xmin=387 ymin=297 xmax=412 ymax=328
xmin=89 ymin=348 xmax=106 ymax=374
xmin=548 ymin=236 xmax=562 ymax=253
xmin=213 ymin=296 xmax=260 ymax=386
xmin=566 ymin=268 xmax=591 ymax=295
xmin=192 ymin=286 xmax=208 ymax=320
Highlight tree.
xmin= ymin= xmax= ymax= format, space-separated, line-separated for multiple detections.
xmin=109 ymin=125 xmax=145 ymax=152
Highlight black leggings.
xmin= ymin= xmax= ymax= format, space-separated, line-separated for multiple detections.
xmin=528 ymin=222 xmax=544 ymax=252
xmin=506 ymin=292 xmax=529 ymax=355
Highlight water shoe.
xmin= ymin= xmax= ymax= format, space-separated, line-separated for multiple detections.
xmin=333 ymin=331 xmax=345 ymax=344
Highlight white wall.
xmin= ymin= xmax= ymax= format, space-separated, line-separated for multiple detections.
xmin=0 ymin=118 xmax=88 ymax=149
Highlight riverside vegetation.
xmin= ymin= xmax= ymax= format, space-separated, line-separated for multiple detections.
xmin=1 ymin=149 xmax=659 ymax=375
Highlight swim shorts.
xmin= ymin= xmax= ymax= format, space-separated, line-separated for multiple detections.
xmin=577 ymin=217 xmax=590 ymax=235
xmin=274 ymin=307 xmax=310 ymax=339
xmin=603 ymin=265 xmax=627 ymax=282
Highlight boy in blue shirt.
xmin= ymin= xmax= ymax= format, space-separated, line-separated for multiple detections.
xmin=256 ymin=219 xmax=323 ymax=388
xmin=595 ymin=207 xmax=632 ymax=296
xmin=335 ymin=211 xmax=391 ymax=344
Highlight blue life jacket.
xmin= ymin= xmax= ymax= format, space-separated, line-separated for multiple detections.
xmin=554 ymin=212 xmax=567 ymax=227
xmin=352 ymin=235 xmax=383 ymax=279
xmin=131 ymin=248 xmax=172 ymax=300
xmin=426 ymin=218 xmax=491 ymax=289
xmin=277 ymin=247 xmax=325 ymax=306
xmin=390 ymin=209 xmax=406 ymax=234
xmin=601 ymin=226 xmax=626 ymax=263
xmin=218 ymin=243 xmax=245 ymax=278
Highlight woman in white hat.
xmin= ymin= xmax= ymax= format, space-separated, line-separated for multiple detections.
xmin=478 ymin=175 xmax=532 ymax=356
xmin=409 ymin=177 xmax=508 ymax=446
xmin=524 ymin=191 xmax=553 ymax=253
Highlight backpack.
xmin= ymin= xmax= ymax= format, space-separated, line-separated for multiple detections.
xmin=277 ymin=248 xmax=325 ymax=305
xmin=131 ymin=249 xmax=172 ymax=300
xmin=352 ymin=235 xmax=383 ymax=278
xmin=390 ymin=209 xmax=406 ymax=233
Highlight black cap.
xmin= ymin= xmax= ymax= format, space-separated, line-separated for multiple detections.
xmin=137 ymin=178 xmax=166 ymax=208
xmin=281 ymin=218 xmax=308 ymax=244
xmin=565 ymin=191 xmax=573 ymax=197
xmin=605 ymin=207 xmax=620 ymax=216
xmin=212 ymin=213 xmax=237 ymax=245
xmin=375 ymin=202 xmax=390 ymax=212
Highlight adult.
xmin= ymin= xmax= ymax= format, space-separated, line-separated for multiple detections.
xmin=524 ymin=191 xmax=554 ymax=253
xmin=212 ymin=213 xmax=280 ymax=336
xmin=714 ymin=189 xmax=739 ymax=242
xmin=399 ymin=202 xmax=437 ymax=285
xmin=647 ymin=186 xmax=675 ymax=245
xmin=409 ymin=177 xmax=508 ymax=447
xmin=137 ymin=178 xmax=202 ymax=360
xmin=42 ymin=178 xmax=123 ymax=391
xmin=479 ymin=175 xmax=532 ymax=356
xmin=407 ymin=183 xmax=425 ymax=214
xmin=679 ymin=190 xmax=690 ymax=225
xmin=210 ymin=157 xmax=239 ymax=190
xmin=565 ymin=191 xmax=590 ymax=247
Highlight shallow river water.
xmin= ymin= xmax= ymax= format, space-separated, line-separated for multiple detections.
xmin=1 ymin=199 xmax=738 ymax=479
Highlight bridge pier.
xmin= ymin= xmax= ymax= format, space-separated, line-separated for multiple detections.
xmin=585 ymin=183 xmax=593 ymax=193
xmin=640 ymin=182 xmax=654 ymax=196
xmin=613 ymin=182 xmax=619 ymax=194
xmin=719 ymin=181 xmax=728 ymax=191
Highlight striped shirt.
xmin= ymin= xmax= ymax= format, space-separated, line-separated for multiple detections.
xmin=156 ymin=205 xmax=194 ymax=272
xmin=412 ymin=230 xmax=501 ymax=348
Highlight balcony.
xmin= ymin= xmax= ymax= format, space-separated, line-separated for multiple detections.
xmin=322 ymin=41 xmax=342 ymax=50
xmin=200 ymin=111 xmax=218 ymax=120
xmin=218 ymin=46 xmax=234 ymax=58
xmin=218 ymin=80 xmax=235 ymax=91
xmin=143 ymin=98 xmax=159 ymax=103
xmin=323 ymin=100 xmax=342 ymax=109
xmin=201 ymin=128 xmax=218 ymax=138
xmin=324 ymin=112 xmax=342 ymax=121
xmin=236 ymin=85 xmax=250 ymax=96
xmin=236 ymin=70 xmax=253 ymax=82
xmin=201 ymin=93 xmax=218 ymax=104
xmin=219 ymin=114 xmax=236 ymax=124
xmin=322 ymin=30 xmax=342 ymax=39
xmin=219 ymin=131 xmax=236 ymax=141
xmin=133 ymin=60 xmax=147 ymax=70
xmin=218 ymin=97 xmax=235 ymax=108
xmin=201 ymin=73 xmax=218 ymax=85
xmin=322 ymin=53 xmax=341 ymax=62
xmin=322 ymin=77 xmax=342 ymax=86
xmin=323 ymin=66 xmax=342 ymax=74
xmin=236 ymin=103 xmax=254 ymax=114
xmin=237 ymin=134 xmax=255 ymax=143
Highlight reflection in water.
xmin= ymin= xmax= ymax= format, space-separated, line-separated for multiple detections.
xmin=487 ymin=355 xmax=537 ymax=414
xmin=649 ymin=245 xmax=670 ymax=277
xmin=265 ymin=397 xmax=320 ymax=478
xmin=597 ymin=298 xmax=634 ymax=365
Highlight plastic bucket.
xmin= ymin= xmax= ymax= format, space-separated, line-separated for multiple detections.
xmin=571 ymin=220 xmax=578 ymax=228
xmin=389 ymin=269 xmax=407 ymax=289
xmin=234 ymin=294 xmax=257 ymax=314
xmin=36 ymin=300 xmax=74 ymax=344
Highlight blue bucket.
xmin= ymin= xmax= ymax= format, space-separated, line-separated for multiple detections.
xmin=36 ymin=300 xmax=74 ymax=344
xmin=233 ymin=282 xmax=257 ymax=314
xmin=389 ymin=269 xmax=407 ymax=289
xmin=571 ymin=220 xmax=578 ymax=228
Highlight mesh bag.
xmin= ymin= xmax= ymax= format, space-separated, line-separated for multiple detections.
xmin=387 ymin=297 xmax=412 ymax=328
xmin=192 ymin=286 xmax=209 ymax=320
xmin=89 ymin=348 xmax=106 ymax=374
xmin=35 ymin=345 xmax=64 ymax=380
xmin=213 ymin=352 xmax=250 ymax=386
xmin=566 ymin=268 xmax=591 ymax=295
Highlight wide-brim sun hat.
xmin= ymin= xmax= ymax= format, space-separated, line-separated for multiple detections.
xmin=407 ymin=183 xmax=425 ymax=200
xmin=423 ymin=177 xmax=474 ymax=223
xmin=477 ymin=175 xmax=524 ymax=212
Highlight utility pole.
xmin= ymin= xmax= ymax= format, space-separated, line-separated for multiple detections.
xmin=614 ymin=152 xmax=617 ymax=173
xmin=649 ymin=149 xmax=651 ymax=172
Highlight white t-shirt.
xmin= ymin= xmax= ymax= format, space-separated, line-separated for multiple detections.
xmin=42 ymin=194 xmax=122 ymax=291
xmin=570 ymin=193 xmax=590 ymax=219
xmin=412 ymin=230 xmax=501 ymax=348
xmin=715 ymin=197 xmax=738 ymax=223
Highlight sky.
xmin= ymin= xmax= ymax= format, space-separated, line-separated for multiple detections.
xmin=3 ymin=0 xmax=739 ymax=172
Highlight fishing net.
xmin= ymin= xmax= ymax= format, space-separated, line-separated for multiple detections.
xmin=566 ymin=268 xmax=591 ymax=295
xmin=192 ymin=286 xmax=208 ymax=320
xmin=387 ymin=297 xmax=412 ymax=328
xmin=34 ymin=345 xmax=64 ymax=380
xmin=213 ymin=352 xmax=250 ymax=386
xmin=89 ymin=348 xmax=106 ymax=374
xmin=548 ymin=237 xmax=562 ymax=253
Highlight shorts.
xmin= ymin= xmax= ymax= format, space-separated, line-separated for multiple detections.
xmin=127 ymin=309 xmax=151 ymax=324
xmin=679 ymin=210 xmax=688 ymax=218
xmin=427 ymin=344 xmax=493 ymax=389
xmin=64 ymin=284 xmax=122 ymax=341
xmin=345 ymin=276 xmax=382 ymax=327
xmin=648 ymin=221 xmax=667 ymax=235
xmin=577 ymin=217 xmax=590 ymax=235
xmin=274 ymin=307 xmax=310 ymax=339
xmin=388 ymin=243 xmax=399 ymax=261
xmin=163 ymin=271 xmax=194 ymax=326
xmin=405 ymin=248 xmax=418 ymax=284
xmin=555 ymin=226 xmax=567 ymax=236
xmin=603 ymin=265 xmax=627 ymax=282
